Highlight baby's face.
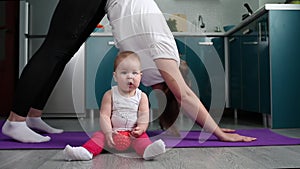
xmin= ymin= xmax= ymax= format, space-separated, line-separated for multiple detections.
xmin=114 ymin=57 xmax=142 ymax=96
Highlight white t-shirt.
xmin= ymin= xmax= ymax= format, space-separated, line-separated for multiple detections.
xmin=111 ymin=86 xmax=141 ymax=131
xmin=106 ymin=0 xmax=180 ymax=86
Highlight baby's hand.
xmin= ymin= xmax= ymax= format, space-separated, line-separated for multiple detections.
xmin=131 ymin=127 xmax=143 ymax=138
xmin=105 ymin=132 xmax=115 ymax=148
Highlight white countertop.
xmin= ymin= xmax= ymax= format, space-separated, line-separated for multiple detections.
xmin=90 ymin=31 xmax=224 ymax=37
xmin=90 ymin=4 xmax=300 ymax=38
xmin=264 ymin=3 xmax=300 ymax=10
xmin=224 ymin=4 xmax=300 ymax=35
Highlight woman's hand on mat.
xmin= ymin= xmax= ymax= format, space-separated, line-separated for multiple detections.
xmin=220 ymin=133 xmax=257 ymax=142
xmin=204 ymin=128 xmax=235 ymax=133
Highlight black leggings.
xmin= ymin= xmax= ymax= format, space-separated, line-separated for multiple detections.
xmin=12 ymin=0 xmax=107 ymax=117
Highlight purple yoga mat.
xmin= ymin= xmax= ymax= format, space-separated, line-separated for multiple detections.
xmin=0 ymin=131 xmax=89 ymax=149
xmin=1 ymin=128 xmax=300 ymax=149
xmin=147 ymin=129 xmax=300 ymax=148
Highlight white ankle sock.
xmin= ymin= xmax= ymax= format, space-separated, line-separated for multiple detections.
xmin=63 ymin=145 xmax=93 ymax=161
xmin=26 ymin=117 xmax=63 ymax=133
xmin=1 ymin=120 xmax=51 ymax=143
xmin=143 ymin=139 xmax=166 ymax=160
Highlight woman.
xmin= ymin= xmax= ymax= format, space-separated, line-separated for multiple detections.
xmin=2 ymin=0 xmax=256 ymax=143
xmin=106 ymin=0 xmax=256 ymax=142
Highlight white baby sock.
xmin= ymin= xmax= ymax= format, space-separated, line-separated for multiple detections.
xmin=63 ymin=145 xmax=93 ymax=161
xmin=143 ymin=139 xmax=166 ymax=160
xmin=26 ymin=117 xmax=63 ymax=133
xmin=1 ymin=120 xmax=51 ymax=143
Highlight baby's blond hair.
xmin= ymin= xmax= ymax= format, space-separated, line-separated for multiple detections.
xmin=113 ymin=51 xmax=141 ymax=71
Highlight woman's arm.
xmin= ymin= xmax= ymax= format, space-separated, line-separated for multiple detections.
xmin=155 ymin=58 xmax=256 ymax=142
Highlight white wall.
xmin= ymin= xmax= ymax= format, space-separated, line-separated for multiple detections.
xmin=101 ymin=0 xmax=282 ymax=32
xmin=155 ymin=0 xmax=259 ymax=32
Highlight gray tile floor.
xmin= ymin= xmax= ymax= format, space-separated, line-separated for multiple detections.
xmin=1 ymin=111 xmax=300 ymax=169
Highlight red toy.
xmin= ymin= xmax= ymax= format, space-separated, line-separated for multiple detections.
xmin=113 ymin=131 xmax=131 ymax=151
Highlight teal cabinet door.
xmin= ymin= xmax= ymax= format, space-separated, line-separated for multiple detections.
xmin=269 ymin=10 xmax=300 ymax=128
xmin=212 ymin=37 xmax=225 ymax=68
xmin=175 ymin=36 xmax=186 ymax=59
xmin=229 ymin=14 xmax=270 ymax=114
xmin=228 ymin=10 xmax=300 ymax=128
xmin=185 ymin=37 xmax=224 ymax=110
xmin=185 ymin=37 xmax=212 ymax=109
xmin=85 ymin=36 xmax=118 ymax=109
xmin=257 ymin=16 xmax=270 ymax=114
xmin=241 ymin=35 xmax=259 ymax=112
xmin=228 ymin=35 xmax=242 ymax=109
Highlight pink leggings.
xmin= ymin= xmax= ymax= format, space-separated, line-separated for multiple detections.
xmin=82 ymin=131 xmax=153 ymax=157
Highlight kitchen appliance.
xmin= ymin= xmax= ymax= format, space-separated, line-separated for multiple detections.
xmin=19 ymin=0 xmax=85 ymax=117
xmin=198 ymin=15 xmax=205 ymax=29
xmin=242 ymin=3 xmax=253 ymax=20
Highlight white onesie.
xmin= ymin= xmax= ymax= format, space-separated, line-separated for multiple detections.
xmin=106 ymin=0 xmax=180 ymax=86
xmin=111 ymin=86 xmax=141 ymax=131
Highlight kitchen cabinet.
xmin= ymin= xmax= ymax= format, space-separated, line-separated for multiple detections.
xmin=269 ymin=9 xmax=300 ymax=128
xmin=229 ymin=13 xmax=269 ymax=114
xmin=228 ymin=35 xmax=242 ymax=109
xmin=184 ymin=36 xmax=225 ymax=110
xmin=185 ymin=37 xmax=211 ymax=109
xmin=257 ymin=18 xmax=270 ymax=114
xmin=228 ymin=5 xmax=300 ymax=128
xmin=240 ymin=25 xmax=260 ymax=113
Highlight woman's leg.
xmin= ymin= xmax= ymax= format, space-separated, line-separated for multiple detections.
xmin=26 ymin=108 xmax=63 ymax=133
xmin=13 ymin=0 xmax=107 ymax=117
xmin=2 ymin=0 xmax=107 ymax=143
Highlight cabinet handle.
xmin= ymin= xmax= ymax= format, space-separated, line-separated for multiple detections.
xmin=198 ymin=42 xmax=213 ymax=46
xmin=108 ymin=41 xmax=115 ymax=46
xmin=258 ymin=22 xmax=267 ymax=42
xmin=242 ymin=41 xmax=258 ymax=45
xmin=229 ymin=38 xmax=235 ymax=42
xmin=25 ymin=2 xmax=29 ymax=35
xmin=258 ymin=22 xmax=262 ymax=42
xmin=242 ymin=28 xmax=251 ymax=35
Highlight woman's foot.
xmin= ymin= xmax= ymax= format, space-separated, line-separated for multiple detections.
xmin=1 ymin=120 xmax=51 ymax=143
xmin=26 ymin=117 xmax=63 ymax=133
xmin=143 ymin=139 xmax=166 ymax=160
xmin=63 ymin=145 xmax=93 ymax=161
xmin=26 ymin=108 xmax=63 ymax=133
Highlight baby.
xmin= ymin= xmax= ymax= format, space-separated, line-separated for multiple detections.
xmin=63 ymin=51 xmax=166 ymax=161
